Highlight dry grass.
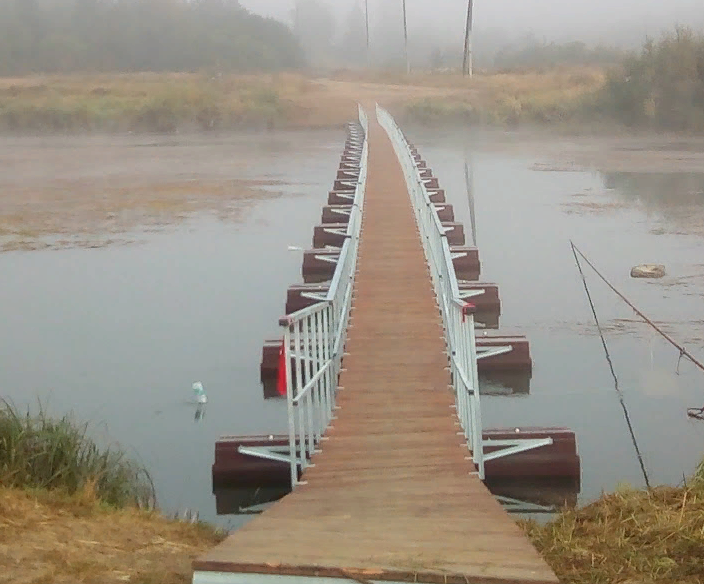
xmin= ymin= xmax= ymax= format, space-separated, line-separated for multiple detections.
xmin=0 ymin=485 xmax=226 ymax=584
xmin=0 ymin=69 xmax=607 ymax=133
xmin=357 ymin=67 xmax=607 ymax=126
xmin=0 ymin=72 xmax=312 ymax=133
xmin=522 ymin=462 xmax=704 ymax=583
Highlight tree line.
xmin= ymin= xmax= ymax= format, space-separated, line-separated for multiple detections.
xmin=601 ymin=27 xmax=704 ymax=130
xmin=0 ymin=0 xmax=305 ymax=75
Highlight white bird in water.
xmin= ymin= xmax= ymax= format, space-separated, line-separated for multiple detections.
xmin=192 ymin=382 xmax=208 ymax=404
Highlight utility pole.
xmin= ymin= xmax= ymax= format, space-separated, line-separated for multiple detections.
xmin=462 ymin=0 xmax=473 ymax=77
xmin=402 ymin=0 xmax=410 ymax=74
xmin=365 ymin=0 xmax=370 ymax=68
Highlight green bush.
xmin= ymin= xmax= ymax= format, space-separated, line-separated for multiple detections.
xmin=0 ymin=400 xmax=155 ymax=508
xmin=0 ymin=0 xmax=304 ymax=76
xmin=600 ymin=27 xmax=704 ymax=131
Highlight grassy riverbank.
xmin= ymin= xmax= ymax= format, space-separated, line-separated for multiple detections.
xmin=1 ymin=486 xmax=224 ymax=584
xmin=0 ymin=402 xmax=225 ymax=583
xmin=1 ymin=28 xmax=702 ymax=134
xmin=2 ymin=402 xmax=703 ymax=582
xmin=0 ymin=73 xmax=304 ymax=133
xmin=522 ymin=461 xmax=704 ymax=583
xmin=0 ymin=68 xmax=604 ymax=133
xmin=392 ymin=67 xmax=605 ymax=127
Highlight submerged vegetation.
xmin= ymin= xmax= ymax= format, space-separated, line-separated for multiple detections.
xmin=523 ymin=461 xmax=704 ymax=583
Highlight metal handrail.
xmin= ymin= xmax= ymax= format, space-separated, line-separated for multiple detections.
xmin=376 ymin=104 xmax=555 ymax=478
xmin=279 ymin=105 xmax=368 ymax=487
xmin=376 ymin=104 xmax=486 ymax=478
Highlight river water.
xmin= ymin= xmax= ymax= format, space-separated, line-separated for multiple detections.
xmin=1 ymin=127 xmax=703 ymax=527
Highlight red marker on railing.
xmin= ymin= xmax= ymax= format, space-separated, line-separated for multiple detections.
xmin=462 ymin=302 xmax=476 ymax=323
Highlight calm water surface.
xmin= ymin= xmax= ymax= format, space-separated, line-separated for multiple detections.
xmin=413 ymin=127 xmax=704 ymax=503
xmin=0 ymin=130 xmax=343 ymax=527
xmin=2 ymin=127 xmax=703 ymax=526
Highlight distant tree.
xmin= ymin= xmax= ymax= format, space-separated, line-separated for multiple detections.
xmin=600 ymin=27 xmax=704 ymax=130
xmin=292 ymin=0 xmax=335 ymax=67
xmin=429 ymin=47 xmax=444 ymax=71
xmin=0 ymin=0 xmax=304 ymax=75
xmin=338 ymin=0 xmax=366 ymax=66
xmin=494 ymin=34 xmax=625 ymax=70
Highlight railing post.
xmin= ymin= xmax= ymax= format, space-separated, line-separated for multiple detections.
xmin=273 ymin=105 xmax=368 ymax=491
xmin=321 ymin=305 xmax=332 ymax=424
xmin=284 ymin=321 xmax=298 ymax=488
xmin=311 ymin=310 xmax=322 ymax=444
xmin=468 ymin=311 xmax=484 ymax=479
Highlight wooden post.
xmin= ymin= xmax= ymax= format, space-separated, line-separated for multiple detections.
xmin=402 ymin=0 xmax=410 ymax=74
xmin=462 ymin=0 xmax=473 ymax=77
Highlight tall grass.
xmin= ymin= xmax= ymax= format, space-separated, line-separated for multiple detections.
xmin=399 ymin=68 xmax=605 ymax=127
xmin=400 ymin=27 xmax=704 ymax=133
xmin=522 ymin=460 xmax=704 ymax=583
xmin=0 ymin=400 xmax=155 ymax=508
xmin=0 ymin=73 xmax=296 ymax=133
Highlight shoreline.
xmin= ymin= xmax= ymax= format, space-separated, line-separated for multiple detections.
xmin=0 ymin=69 xmax=606 ymax=134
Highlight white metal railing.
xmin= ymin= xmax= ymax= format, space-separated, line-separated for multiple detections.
xmin=376 ymin=104 xmax=551 ymax=479
xmin=277 ymin=105 xmax=368 ymax=487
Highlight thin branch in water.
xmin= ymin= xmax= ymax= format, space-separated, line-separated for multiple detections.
xmin=571 ymin=242 xmax=704 ymax=420
xmin=570 ymin=240 xmax=651 ymax=489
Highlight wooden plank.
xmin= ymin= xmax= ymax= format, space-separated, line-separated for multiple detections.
xmin=194 ymin=116 xmax=557 ymax=584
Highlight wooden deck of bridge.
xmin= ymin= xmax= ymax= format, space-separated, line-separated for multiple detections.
xmin=193 ymin=115 xmax=558 ymax=584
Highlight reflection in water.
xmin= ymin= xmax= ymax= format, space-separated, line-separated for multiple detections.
xmin=480 ymin=372 xmax=531 ymax=396
xmin=0 ymin=130 xmax=346 ymax=526
xmin=602 ymin=172 xmax=704 ymax=233
xmin=7 ymin=129 xmax=704 ymax=525
xmin=215 ymin=486 xmax=290 ymax=516
xmin=603 ymin=172 xmax=704 ymax=207
xmin=464 ymin=158 xmax=477 ymax=247
xmin=214 ymin=478 xmax=580 ymax=519
xmin=487 ymin=479 xmax=580 ymax=515
xmin=410 ymin=128 xmax=704 ymax=507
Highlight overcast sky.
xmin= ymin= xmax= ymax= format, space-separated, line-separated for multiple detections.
xmin=241 ymin=0 xmax=703 ymax=46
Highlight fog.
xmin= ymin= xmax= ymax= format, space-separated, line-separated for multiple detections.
xmin=241 ymin=0 xmax=704 ymax=58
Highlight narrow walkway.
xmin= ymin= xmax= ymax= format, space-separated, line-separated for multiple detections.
xmin=194 ymin=116 xmax=557 ymax=584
